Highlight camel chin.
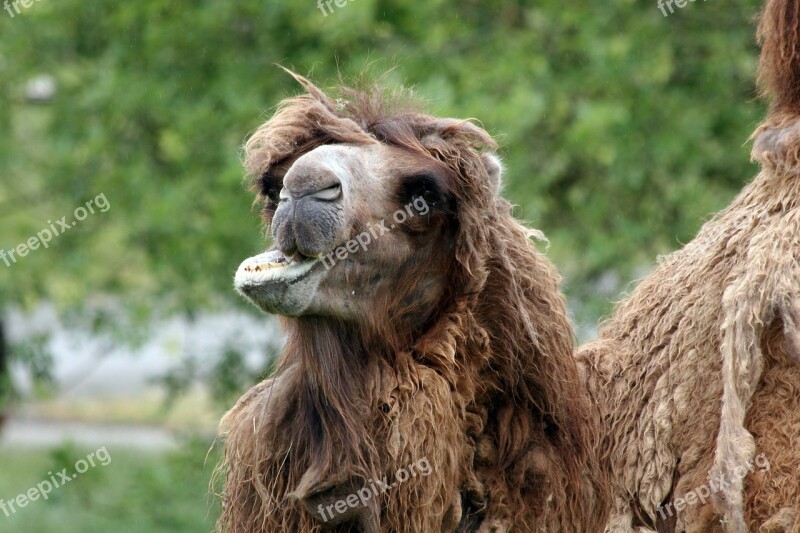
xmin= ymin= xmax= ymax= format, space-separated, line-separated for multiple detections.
xmin=234 ymin=249 xmax=325 ymax=316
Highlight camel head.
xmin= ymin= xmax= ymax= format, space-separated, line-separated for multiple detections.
xmin=222 ymin=71 xmax=607 ymax=532
xmin=234 ymin=72 xmax=502 ymax=334
xmin=226 ymin=72 xmax=508 ymax=530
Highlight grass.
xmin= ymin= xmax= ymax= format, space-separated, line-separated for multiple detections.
xmin=23 ymin=388 xmax=223 ymax=433
xmin=0 ymin=438 xmax=221 ymax=532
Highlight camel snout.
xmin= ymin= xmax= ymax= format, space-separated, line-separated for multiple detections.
xmin=271 ymin=154 xmax=349 ymax=259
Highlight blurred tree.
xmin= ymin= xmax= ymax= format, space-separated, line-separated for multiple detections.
xmin=0 ymin=0 xmax=766 ymax=396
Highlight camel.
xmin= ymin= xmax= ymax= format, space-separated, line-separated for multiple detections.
xmin=217 ymin=72 xmax=610 ymax=531
xmin=577 ymin=0 xmax=800 ymax=530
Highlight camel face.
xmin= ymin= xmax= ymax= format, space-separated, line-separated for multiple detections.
xmin=235 ymin=142 xmax=458 ymax=322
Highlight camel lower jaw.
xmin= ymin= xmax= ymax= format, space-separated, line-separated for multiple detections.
xmin=234 ymin=250 xmax=322 ymax=316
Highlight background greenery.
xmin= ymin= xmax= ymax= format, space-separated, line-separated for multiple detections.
xmin=0 ymin=0 xmax=766 ymax=530
xmin=0 ymin=440 xmax=219 ymax=532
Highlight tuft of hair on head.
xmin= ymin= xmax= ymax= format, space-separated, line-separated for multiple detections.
xmin=243 ymin=67 xmax=502 ymax=212
xmin=756 ymin=0 xmax=800 ymax=116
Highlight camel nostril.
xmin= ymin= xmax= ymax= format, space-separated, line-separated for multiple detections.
xmin=307 ymin=182 xmax=342 ymax=202
xmin=279 ymin=182 xmax=342 ymax=205
xmin=272 ymin=164 xmax=344 ymax=259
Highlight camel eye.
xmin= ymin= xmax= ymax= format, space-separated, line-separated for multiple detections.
xmin=417 ymin=186 xmax=441 ymax=206
xmin=261 ymin=186 xmax=282 ymax=209
xmin=259 ymin=172 xmax=282 ymax=206
xmin=404 ymin=175 xmax=443 ymax=208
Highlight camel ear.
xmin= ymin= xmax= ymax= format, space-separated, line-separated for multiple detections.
xmin=482 ymin=153 xmax=503 ymax=196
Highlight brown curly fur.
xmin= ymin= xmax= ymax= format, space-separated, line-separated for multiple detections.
xmin=216 ymin=71 xmax=610 ymax=532
xmin=577 ymin=1 xmax=800 ymax=531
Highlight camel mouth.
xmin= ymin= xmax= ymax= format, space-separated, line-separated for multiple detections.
xmin=235 ymin=250 xmax=320 ymax=285
xmin=234 ymin=249 xmax=325 ymax=316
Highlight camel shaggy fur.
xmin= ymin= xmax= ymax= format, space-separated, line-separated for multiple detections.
xmin=218 ymin=72 xmax=609 ymax=531
xmin=577 ymin=1 xmax=800 ymax=531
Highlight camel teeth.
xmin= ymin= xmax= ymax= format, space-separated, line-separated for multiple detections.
xmin=246 ymin=262 xmax=288 ymax=273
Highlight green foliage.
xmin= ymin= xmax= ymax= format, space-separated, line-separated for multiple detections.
xmin=8 ymin=333 xmax=52 ymax=389
xmin=0 ymin=440 xmax=220 ymax=532
xmin=0 ymin=0 xmax=766 ymax=328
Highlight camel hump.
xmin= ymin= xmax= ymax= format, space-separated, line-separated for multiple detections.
xmin=757 ymin=0 xmax=800 ymax=116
